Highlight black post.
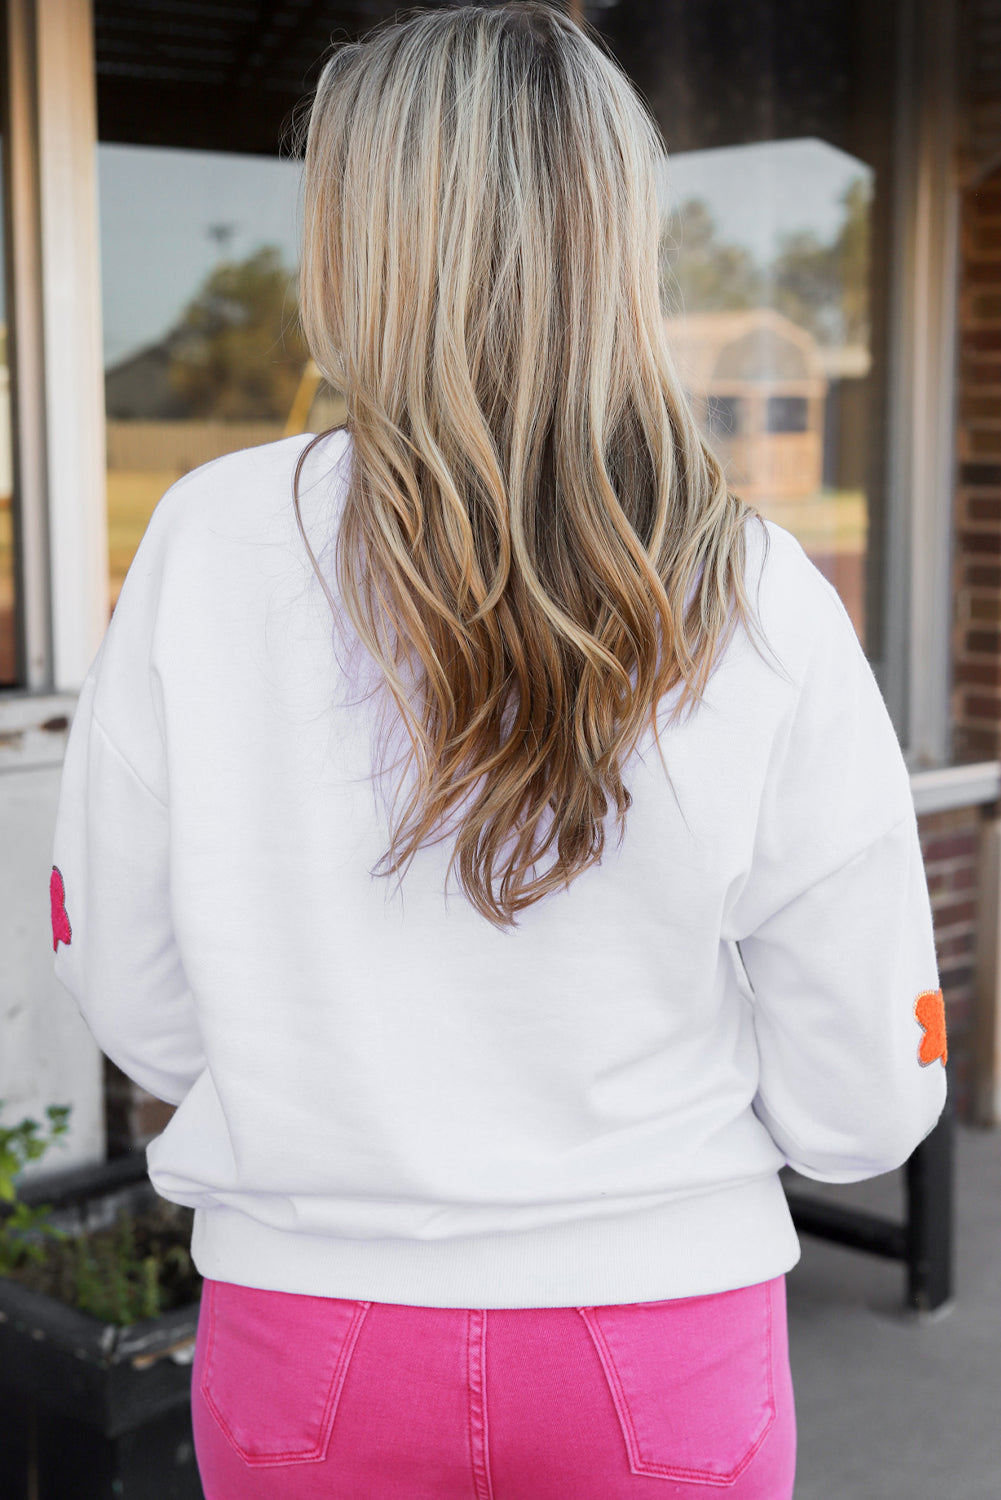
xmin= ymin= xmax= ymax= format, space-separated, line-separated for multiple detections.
xmin=905 ymin=1087 xmax=955 ymax=1312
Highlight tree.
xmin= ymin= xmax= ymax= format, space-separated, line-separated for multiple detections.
xmin=165 ymin=246 xmax=309 ymax=420
xmin=836 ymin=177 xmax=871 ymax=348
xmin=660 ymin=197 xmax=764 ymax=314
xmin=769 ymin=177 xmax=871 ymax=347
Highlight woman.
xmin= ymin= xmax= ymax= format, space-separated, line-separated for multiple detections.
xmin=50 ymin=4 xmax=947 ymax=1496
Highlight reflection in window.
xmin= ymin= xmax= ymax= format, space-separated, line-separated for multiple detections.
xmin=98 ymin=144 xmax=345 ymax=615
xmin=766 ymin=396 xmax=809 ymax=434
xmin=660 ymin=137 xmax=878 ymax=650
xmin=706 ymin=394 xmax=742 ymax=437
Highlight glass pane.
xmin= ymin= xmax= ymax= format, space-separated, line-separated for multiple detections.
xmin=97 ymin=3 xmax=897 ymax=669
xmin=608 ymin=0 xmax=900 ymax=663
xmin=98 ymin=143 xmax=344 ymax=613
xmin=660 ymin=140 xmax=874 ymax=647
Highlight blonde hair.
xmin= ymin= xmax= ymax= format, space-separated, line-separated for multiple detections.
xmin=293 ymin=0 xmax=767 ymax=928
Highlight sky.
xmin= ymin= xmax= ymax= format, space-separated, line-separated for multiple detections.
xmin=657 ymin=137 xmax=871 ymax=264
xmin=97 ymin=143 xmax=305 ymax=368
xmin=96 ymin=135 xmax=871 ymax=370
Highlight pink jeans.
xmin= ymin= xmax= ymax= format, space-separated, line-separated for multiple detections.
xmin=191 ymin=1273 xmax=796 ymax=1499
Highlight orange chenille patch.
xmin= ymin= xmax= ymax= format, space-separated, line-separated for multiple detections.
xmin=914 ymin=988 xmax=947 ymax=1068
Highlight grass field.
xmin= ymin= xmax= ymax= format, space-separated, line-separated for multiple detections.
xmin=757 ymin=489 xmax=867 ymax=556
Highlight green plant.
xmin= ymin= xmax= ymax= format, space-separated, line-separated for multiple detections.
xmin=71 ymin=1206 xmax=194 ymax=1324
xmin=0 ymin=1099 xmax=197 ymax=1324
xmin=0 ymin=1099 xmax=72 ymax=1274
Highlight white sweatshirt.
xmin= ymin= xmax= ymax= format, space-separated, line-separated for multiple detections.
xmin=50 ymin=429 xmax=947 ymax=1309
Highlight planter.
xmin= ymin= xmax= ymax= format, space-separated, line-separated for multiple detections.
xmin=0 ymin=1150 xmax=204 ymax=1500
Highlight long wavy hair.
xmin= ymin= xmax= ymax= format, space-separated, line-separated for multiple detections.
xmin=292 ymin=0 xmax=768 ymax=928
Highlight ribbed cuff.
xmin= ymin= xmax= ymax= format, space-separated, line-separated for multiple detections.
xmin=188 ymin=1173 xmax=801 ymax=1309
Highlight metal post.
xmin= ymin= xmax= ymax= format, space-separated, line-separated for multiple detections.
xmin=904 ymin=1089 xmax=955 ymax=1312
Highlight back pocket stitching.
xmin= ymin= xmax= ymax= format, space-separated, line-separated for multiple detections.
xmin=575 ymin=1282 xmax=776 ymax=1485
xmin=201 ymin=1281 xmax=373 ymax=1467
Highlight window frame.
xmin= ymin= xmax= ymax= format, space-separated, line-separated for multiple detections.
xmin=4 ymin=0 xmax=106 ymax=701
xmin=882 ymin=0 xmax=961 ymax=770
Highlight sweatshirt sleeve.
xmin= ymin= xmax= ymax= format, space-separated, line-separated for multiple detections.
xmin=49 ymin=485 xmax=206 ymax=1107
xmin=725 ymin=548 xmax=947 ymax=1183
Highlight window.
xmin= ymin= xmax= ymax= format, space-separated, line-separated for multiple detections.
xmin=81 ymin=0 xmax=953 ymax=757
xmin=93 ymin=5 xmax=341 ymax=615
xmin=98 ymin=144 xmax=346 ymax=614
xmin=706 ymin=394 xmax=742 ymax=437
xmin=766 ymin=396 xmax=809 ymax=434
xmin=611 ymin=0 xmax=901 ymax=667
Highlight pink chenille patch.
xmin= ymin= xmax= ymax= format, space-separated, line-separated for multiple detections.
xmin=50 ymin=865 xmax=72 ymax=952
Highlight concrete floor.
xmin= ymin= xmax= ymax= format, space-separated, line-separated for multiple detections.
xmin=784 ymin=1121 xmax=1001 ymax=1500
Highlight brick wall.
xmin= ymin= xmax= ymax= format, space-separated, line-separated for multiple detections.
xmin=104 ymin=1056 xmax=175 ymax=1158
xmin=955 ymin=164 xmax=1001 ymax=763
xmin=957 ymin=6 xmax=1001 ymax=764
xmin=946 ymin=0 xmax=1001 ymax=1123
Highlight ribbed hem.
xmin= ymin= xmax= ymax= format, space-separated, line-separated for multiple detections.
xmin=188 ymin=1174 xmax=801 ymax=1308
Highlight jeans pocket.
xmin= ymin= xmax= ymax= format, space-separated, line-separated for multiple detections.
xmin=576 ymin=1278 xmax=776 ymax=1485
xmin=198 ymin=1279 xmax=372 ymax=1466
